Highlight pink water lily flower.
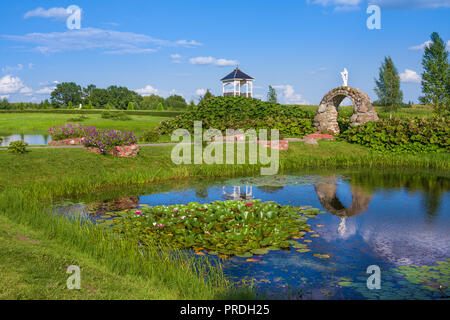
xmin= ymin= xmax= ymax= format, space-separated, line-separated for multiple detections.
xmin=135 ymin=211 xmax=142 ymax=215
xmin=153 ymin=222 xmax=157 ymax=226
xmin=205 ymin=231 xmax=210 ymax=235
xmin=173 ymin=208 xmax=179 ymax=213
xmin=158 ymin=224 xmax=164 ymax=227
xmin=246 ymin=203 xmax=253 ymax=207
xmin=181 ymin=216 xmax=186 ymax=220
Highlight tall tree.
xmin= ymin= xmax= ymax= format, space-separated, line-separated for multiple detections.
xmin=267 ymin=85 xmax=278 ymax=104
xmin=199 ymin=89 xmax=214 ymax=104
xmin=50 ymin=82 xmax=82 ymax=107
xmin=164 ymin=95 xmax=187 ymax=110
xmin=419 ymin=32 xmax=450 ymax=114
xmin=374 ymin=56 xmax=403 ymax=118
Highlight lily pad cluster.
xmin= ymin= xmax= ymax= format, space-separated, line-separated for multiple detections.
xmin=99 ymin=200 xmax=322 ymax=257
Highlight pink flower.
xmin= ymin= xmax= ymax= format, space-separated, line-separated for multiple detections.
xmin=181 ymin=216 xmax=186 ymax=220
xmin=246 ymin=203 xmax=253 ymax=207
xmin=205 ymin=231 xmax=210 ymax=235
xmin=158 ymin=224 xmax=164 ymax=227
xmin=153 ymin=222 xmax=157 ymax=226
xmin=173 ymin=208 xmax=179 ymax=213
xmin=135 ymin=211 xmax=142 ymax=215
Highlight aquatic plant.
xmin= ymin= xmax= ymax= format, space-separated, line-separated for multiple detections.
xmin=99 ymin=200 xmax=321 ymax=257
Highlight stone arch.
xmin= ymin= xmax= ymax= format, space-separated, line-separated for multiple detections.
xmin=314 ymin=177 xmax=373 ymax=218
xmin=313 ymin=86 xmax=379 ymax=134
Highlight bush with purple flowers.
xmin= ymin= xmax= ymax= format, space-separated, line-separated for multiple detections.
xmin=48 ymin=123 xmax=94 ymax=141
xmin=82 ymin=129 xmax=137 ymax=154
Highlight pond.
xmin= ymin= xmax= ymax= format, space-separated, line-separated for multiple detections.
xmin=0 ymin=134 xmax=52 ymax=146
xmin=54 ymin=169 xmax=450 ymax=300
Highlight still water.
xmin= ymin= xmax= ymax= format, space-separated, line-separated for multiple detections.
xmin=55 ymin=170 xmax=450 ymax=299
xmin=0 ymin=134 xmax=51 ymax=146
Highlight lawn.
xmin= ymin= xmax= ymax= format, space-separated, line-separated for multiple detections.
xmin=0 ymin=112 xmax=171 ymax=137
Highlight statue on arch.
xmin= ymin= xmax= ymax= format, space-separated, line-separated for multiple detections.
xmin=341 ymin=68 xmax=349 ymax=87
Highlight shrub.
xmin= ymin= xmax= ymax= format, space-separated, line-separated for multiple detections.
xmin=67 ymin=115 xmax=88 ymax=122
xmin=101 ymin=111 xmax=131 ymax=121
xmin=82 ymin=129 xmax=137 ymax=154
xmin=340 ymin=117 xmax=450 ymax=153
xmin=8 ymin=141 xmax=29 ymax=154
xmin=157 ymin=96 xmax=315 ymax=136
xmin=48 ymin=123 xmax=94 ymax=141
xmin=140 ymin=129 xmax=160 ymax=143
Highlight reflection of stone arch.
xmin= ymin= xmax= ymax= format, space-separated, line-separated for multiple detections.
xmin=313 ymin=86 xmax=379 ymax=134
xmin=314 ymin=177 xmax=373 ymax=218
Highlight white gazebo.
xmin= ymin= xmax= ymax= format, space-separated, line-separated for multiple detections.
xmin=221 ymin=67 xmax=254 ymax=97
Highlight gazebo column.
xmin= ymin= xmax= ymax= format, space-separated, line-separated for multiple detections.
xmin=246 ymin=82 xmax=249 ymax=97
xmin=233 ymin=81 xmax=236 ymax=96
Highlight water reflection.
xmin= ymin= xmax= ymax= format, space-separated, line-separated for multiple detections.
xmin=0 ymin=134 xmax=52 ymax=146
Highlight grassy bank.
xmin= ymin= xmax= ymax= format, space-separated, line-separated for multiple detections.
xmin=0 ymin=113 xmax=171 ymax=137
xmin=0 ymin=140 xmax=448 ymax=299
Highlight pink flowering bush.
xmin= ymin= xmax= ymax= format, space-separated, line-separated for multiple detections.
xmin=82 ymin=129 xmax=137 ymax=154
xmin=48 ymin=123 xmax=94 ymax=141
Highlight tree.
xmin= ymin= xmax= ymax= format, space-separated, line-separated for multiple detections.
xmin=188 ymin=100 xmax=196 ymax=110
xmin=374 ymin=56 xmax=403 ymax=118
xmin=199 ymin=89 xmax=214 ymax=104
xmin=164 ymin=95 xmax=187 ymax=110
xmin=267 ymin=85 xmax=278 ymax=104
xmin=127 ymin=102 xmax=135 ymax=111
xmin=0 ymin=98 xmax=10 ymax=110
xmin=141 ymin=94 xmax=164 ymax=110
xmin=106 ymin=86 xmax=143 ymax=110
xmin=419 ymin=32 xmax=450 ymax=114
xmin=50 ymin=82 xmax=82 ymax=107
xmin=156 ymin=102 xmax=164 ymax=111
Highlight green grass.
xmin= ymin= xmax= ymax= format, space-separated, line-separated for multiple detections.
xmin=0 ymin=139 xmax=448 ymax=300
xmin=0 ymin=113 xmax=171 ymax=138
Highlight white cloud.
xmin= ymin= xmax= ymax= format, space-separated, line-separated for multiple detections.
xmin=36 ymin=86 xmax=55 ymax=94
xmin=175 ymin=40 xmax=202 ymax=47
xmin=196 ymin=89 xmax=206 ymax=96
xmin=400 ymin=69 xmax=421 ymax=83
xmin=170 ymin=54 xmax=183 ymax=63
xmin=369 ymin=0 xmax=450 ymax=9
xmin=307 ymin=0 xmax=450 ymax=10
xmin=2 ymin=64 xmax=24 ymax=73
xmin=0 ymin=95 xmax=10 ymax=99
xmin=24 ymin=7 xmax=71 ymax=20
xmin=189 ymin=56 xmax=238 ymax=67
xmin=409 ymin=41 xmax=432 ymax=51
xmin=135 ymin=85 xmax=159 ymax=96
xmin=20 ymin=86 xmax=33 ymax=96
xmin=273 ymin=85 xmax=309 ymax=105
xmin=0 ymin=75 xmax=27 ymax=94
xmin=4 ymin=27 xmax=202 ymax=55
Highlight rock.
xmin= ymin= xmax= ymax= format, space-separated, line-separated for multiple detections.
xmin=303 ymin=138 xmax=318 ymax=146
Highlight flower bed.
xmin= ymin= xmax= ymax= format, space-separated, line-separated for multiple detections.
xmin=82 ymin=129 xmax=138 ymax=157
xmin=48 ymin=123 xmax=94 ymax=141
xmin=48 ymin=138 xmax=84 ymax=146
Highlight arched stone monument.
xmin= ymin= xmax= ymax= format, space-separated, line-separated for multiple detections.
xmin=313 ymin=86 xmax=379 ymax=134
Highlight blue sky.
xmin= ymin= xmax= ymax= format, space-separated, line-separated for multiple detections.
xmin=0 ymin=0 xmax=449 ymax=104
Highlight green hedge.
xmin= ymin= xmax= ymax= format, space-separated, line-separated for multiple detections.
xmin=340 ymin=117 xmax=450 ymax=153
xmin=158 ymin=96 xmax=315 ymax=136
xmin=0 ymin=109 xmax=184 ymax=117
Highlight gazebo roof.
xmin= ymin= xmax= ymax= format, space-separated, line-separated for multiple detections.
xmin=221 ymin=68 xmax=254 ymax=81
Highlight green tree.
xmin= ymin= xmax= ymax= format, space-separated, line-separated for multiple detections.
xmin=419 ymin=32 xmax=450 ymax=114
xmin=141 ymin=94 xmax=164 ymax=110
xmin=267 ymin=85 xmax=278 ymax=104
xmin=164 ymin=95 xmax=187 ymax=110
xmin=156 ymin=102 xmax=164 ymax=111
xmin=199 ymin=89 xmax=214 ymax=104
xmin=127 ymin=102 xmax=135 ymax=111
xmin=188 ymin=100 xmax=196 ymax=110
xmin=50 ymin=82 xmax=82 ymax=107
xmin=374 ymin=56 xmax=403 ymax=118
xmin=0 ymin=98 xmax=10 ymax=110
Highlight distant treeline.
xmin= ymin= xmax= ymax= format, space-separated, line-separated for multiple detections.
xmin=0 ymin=82 xmax=198 ymax=111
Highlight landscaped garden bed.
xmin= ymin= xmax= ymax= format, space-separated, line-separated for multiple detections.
xmin=82 ymin=128 xmax=138 ymax=157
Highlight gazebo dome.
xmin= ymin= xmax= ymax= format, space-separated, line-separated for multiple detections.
xmin=221 ymin=67 xmax=254 ymax=98
xmin=221 ymin=68 xmax=254 ymax=81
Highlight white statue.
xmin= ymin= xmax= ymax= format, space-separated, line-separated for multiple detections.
xmin=341 ymin=68 xmax=349 ymax=87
